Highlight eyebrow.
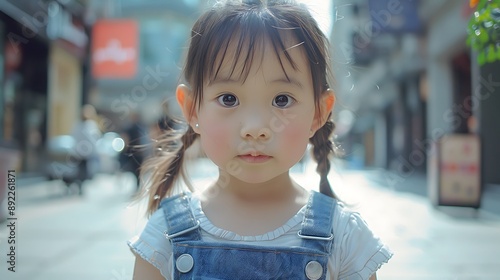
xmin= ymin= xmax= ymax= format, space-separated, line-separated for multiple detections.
xmin=269 ymin=77 xmax=304 ymax=89
xmin=209 ymin=76 xmax=304 ymax=89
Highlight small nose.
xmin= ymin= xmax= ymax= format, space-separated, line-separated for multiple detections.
xmin=241 ymin=127 xmax=271 ymax=140
xmin=240 ymin=118 xmax=271 ymax=140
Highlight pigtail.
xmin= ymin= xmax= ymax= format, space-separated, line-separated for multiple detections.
xmin=139 ymin=125 xmax=198 ymax=216
xmin=310 ymin=118 xmax=337 ymax=199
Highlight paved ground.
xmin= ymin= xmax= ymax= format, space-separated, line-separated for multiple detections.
xmin=1 ymin=158 xmax=500 ymax=280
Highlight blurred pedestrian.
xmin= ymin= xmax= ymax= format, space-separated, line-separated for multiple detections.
xmin=129 ymin=1 xmax=392 ymax=279
xmin=119 ymin=112 xmax=147 ymax=191
xmin=70 ymin=104 xmax=101 ymax=195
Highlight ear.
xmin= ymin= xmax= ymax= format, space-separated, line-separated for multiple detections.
xmin=176 ymin=84 xmax=200 ymax=133
xmin=311 ymin=89 xmax=335 ymax=135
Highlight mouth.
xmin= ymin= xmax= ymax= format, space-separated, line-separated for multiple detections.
xmin=237 ymin=153 xmax=272 ymax=163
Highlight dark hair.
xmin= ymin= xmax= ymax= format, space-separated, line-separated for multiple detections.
xmin=140 ymin=0 xmax=337 ymax=215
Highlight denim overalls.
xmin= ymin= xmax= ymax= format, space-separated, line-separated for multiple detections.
xmin=160 ymin=191 xmax=336 ymax=280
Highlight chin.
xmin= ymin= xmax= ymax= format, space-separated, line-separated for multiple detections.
xmin=230 ymin=170 xmax=290 ymax=185
xmin=238 ymin=176 xmax=274 ymax=184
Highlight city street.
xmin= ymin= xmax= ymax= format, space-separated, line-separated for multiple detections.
xmin=1 ymin=158 xmax=500 ymax=280
xmin=1 ymin=1 xmax=499 ymax=280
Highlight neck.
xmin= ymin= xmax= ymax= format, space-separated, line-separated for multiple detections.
xmin=199 ymin=169 xmax=309 ymax=236
xmin=211 ymin=169 xmax=302 ymax=203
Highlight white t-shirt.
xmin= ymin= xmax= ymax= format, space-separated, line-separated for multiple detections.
xmin=128 ymin=192 xmax=392 ymax=280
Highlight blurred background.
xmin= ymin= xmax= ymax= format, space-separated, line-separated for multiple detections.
xmin=0 ymin=0 xmax=499 ymax=279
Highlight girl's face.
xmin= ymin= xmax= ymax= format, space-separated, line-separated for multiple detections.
xmin=193 ymin=39 xmax=323 ymax=184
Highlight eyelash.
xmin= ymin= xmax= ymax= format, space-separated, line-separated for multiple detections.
xmin=217 ymin=94 xmax=239 ymax=107
xmin=272 ymin=94 xmax=296 ymax=108
xmin=216 ymin=93 xmax=296 ymax=108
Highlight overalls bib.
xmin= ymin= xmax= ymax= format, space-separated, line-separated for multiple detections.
xmin=160 ymin=191 xmax=336 ymax=280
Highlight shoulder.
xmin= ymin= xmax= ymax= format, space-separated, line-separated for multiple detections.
xmin=132 ymin=192 xmax=193 ymax=246
xmin=331 ymin=203 xmax=368 ymax=236
xmin=129 ymin=208 xmax=170 ymax=252
xmin=145 ymin=206 xmax=169 ymax=233
xmin=329 ymin=203 xmax=393 ymax=280
xmin=128 ymin=207 xmax=172 ymax=278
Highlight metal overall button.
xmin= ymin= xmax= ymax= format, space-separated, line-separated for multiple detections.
xmin=176 ymin=254 xmax=194 ymax=273
xmin=305 ymin=260 xmax=323 ymax=280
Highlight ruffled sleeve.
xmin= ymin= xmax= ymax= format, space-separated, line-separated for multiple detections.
xmin=336 ymin=211 xmax=393 ymax=280
xmin=127 ymin=209 xmax=172 ymax=279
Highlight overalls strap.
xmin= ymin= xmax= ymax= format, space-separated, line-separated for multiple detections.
xmin=160 ymin=192 xmax=201 ymax=243
xmin=299 ymin=191 xmax=336 ymax=254
xmin=164 ymin=191 xmax=334 ymax=279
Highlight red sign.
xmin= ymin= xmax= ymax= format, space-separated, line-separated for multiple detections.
xmin=91 ymin=20 xmax=138 ymax=79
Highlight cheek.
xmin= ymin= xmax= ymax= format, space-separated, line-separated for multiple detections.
xmin=279 ymin=122 xmax=311 ymax=155
xmin=198 ymin=117 xmax=232 ymax=161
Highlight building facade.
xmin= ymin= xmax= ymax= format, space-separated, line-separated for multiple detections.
xmin=332 ymin=0 xmax=499 ymax=189
xmin=0 ymin=0 xmax=89 ymax=174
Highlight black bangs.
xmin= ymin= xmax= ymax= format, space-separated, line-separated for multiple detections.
xmin=184 ymin=1 xmax=330 ymax=110
xmin=203 ymin=7 xmax=300 ymax=85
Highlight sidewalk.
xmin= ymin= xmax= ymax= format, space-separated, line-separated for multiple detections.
xmin=363 ymin=167 xmax=500 ymax=217
xmin=0 ymin=172 xmax=141 ymax=280
xmin=322 ymin=167 xmax=500 ymax=280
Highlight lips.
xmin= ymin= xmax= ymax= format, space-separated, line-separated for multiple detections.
xmin=238 ymin=153 xmax=272 ymax=163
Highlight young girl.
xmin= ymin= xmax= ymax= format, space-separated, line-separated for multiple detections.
xmin=129 ymin=1 xmax=392 ymax=279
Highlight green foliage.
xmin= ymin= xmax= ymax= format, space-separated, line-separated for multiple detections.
xmin=467 ymin=0 xmax=500 ymax=65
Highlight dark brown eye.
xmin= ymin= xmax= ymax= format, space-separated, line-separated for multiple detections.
xmin=217 ymin=94 xmax=239 ymax=107
xmin=273 ymin=94 xmax=295 ymax=108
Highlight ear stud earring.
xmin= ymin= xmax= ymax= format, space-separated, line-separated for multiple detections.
xmin=195 ymin=123 xmax=199 ymax=128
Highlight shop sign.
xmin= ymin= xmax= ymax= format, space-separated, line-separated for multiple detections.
xmin=429 ymin=134 xmax=481 ymax=207
xmin=91 ymin=19 xmax=138 ymax=79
